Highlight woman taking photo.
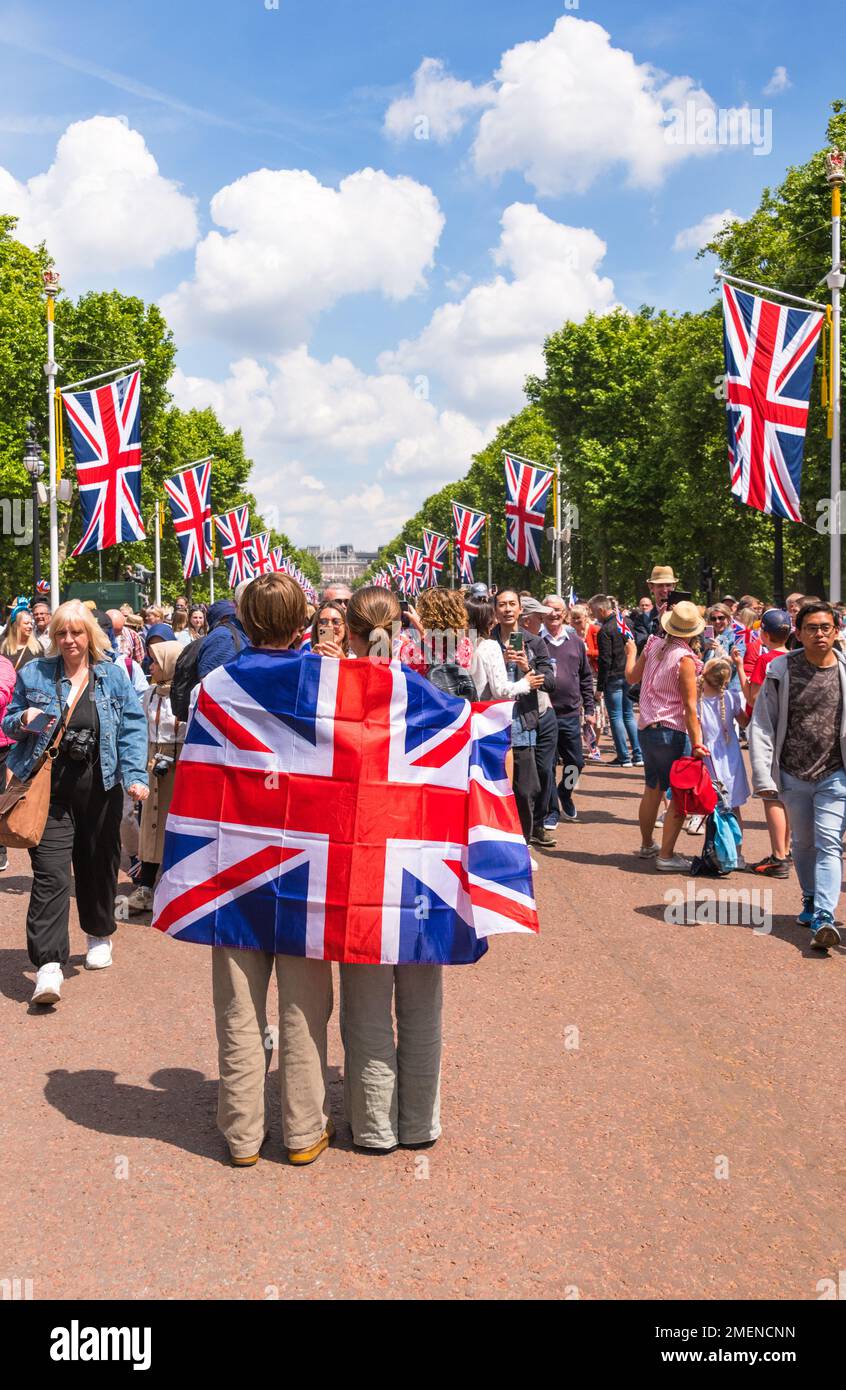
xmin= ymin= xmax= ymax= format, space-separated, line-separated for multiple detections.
xmin=2 ymin=600 xmax=148 ymax=1006
xmin=1 ymin=601 xmax=43 ymax=672
xmin=310 ymin=600 xmax=349 ymax=657
xmin=127 ymin=641 xmax=186 ymax=914
xmin=339 ymin=585 xmax=443 ymax=1153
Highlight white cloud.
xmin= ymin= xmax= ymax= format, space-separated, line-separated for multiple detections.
xmin=764 ymin=66 xmax=791 ymax=96
xmin=170 ymin=349 xmax=489 ymax=547
xmin=379 ymin=202 xmax=617 ymax=418
xmin=384 ymin=57 xmax=494 ymax=142
xmin=0 ymin=116 xmax=197 ymax=275
xmin=161 ymin=167 xmax=445 ymax=351
xmin=673 ymin=208 xmax=741 ymax=252
xmin=386 ymin=17 xmax=719 ymax=195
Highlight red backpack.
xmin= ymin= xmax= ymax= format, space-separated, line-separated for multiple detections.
xmin=669 ymin=756 xmax=717 ymax=817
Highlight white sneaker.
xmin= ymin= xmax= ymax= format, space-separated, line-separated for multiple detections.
xmin=85 ymin=936 xmax=113 ymax=970
xmin=32 ymin=963 xmax=62 ymax=1005
xmin=638 ymin=842 xmax=660 ymax=858
xmin=655 ymin=854 xmax=694 ymax=874
xmin=127 ymin=886 xmax=154 ymax=914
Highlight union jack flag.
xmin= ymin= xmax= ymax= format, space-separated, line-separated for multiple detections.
xmin=163 ymin=459 xmax=212 ymax=581
xmin=151 ymin=651 xmax=539 ymax=964
xmin=64 ymin=369 xmax=144 ymax=556
xmin=394 ymin=553 xmax=410 ymax=596
xmin=35 ymin=579 xmax=51 ymax=596
xmin=421 ymin=529 xmax=448 ymax=588
xmin=405 ymin=545 xmax=425 ymax=597
xmin=271 ymin=547 xmax=288 ymax=573
xmin=250 ymin=532 xmax=274 ymax=576
xmin=372 ymin=570 xmax=391 ymax=589
xmin=214 ymin=506 xmax=255 ymax=587
xmin=503 ymin=452 xmax=553 ymax=570
xmin=452 ymin=502 xmax=486 ymax=584
xmin=722 ymin=283 xmax=823 ymax=522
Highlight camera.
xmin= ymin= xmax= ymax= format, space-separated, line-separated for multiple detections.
xmin=63 ymin=729 xmax=97 ymax=763
xmin=151 ymin=753 xmax=175 ymax=778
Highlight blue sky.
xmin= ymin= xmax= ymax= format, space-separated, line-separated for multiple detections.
xmin=0 ymin=0 xmax=840 ymax=548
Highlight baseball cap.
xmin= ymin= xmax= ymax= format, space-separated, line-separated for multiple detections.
xmin=468 ymin=582 xmax=489 ymax=598
xmin=520 ymin=595 xmax=553 ymax=616
xmin=760 ymin=607 xmax=791 ymax=634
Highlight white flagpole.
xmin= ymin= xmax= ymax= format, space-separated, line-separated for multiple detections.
xmin=154 ymin=503 xmax=162 ymax=607
xmin=44 ymin=271 xmax=60 ymax=608
xmin=826 ymin=152 xmax=845 ymax=602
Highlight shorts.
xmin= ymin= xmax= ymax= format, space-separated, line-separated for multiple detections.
xmin=639 ymin=725 xmax=687 ymax=791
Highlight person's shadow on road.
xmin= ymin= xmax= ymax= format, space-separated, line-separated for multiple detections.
xmin=633 ymin=903 xmax=845 ymax=956
xmin=43 ymin=1064 xmax=347 ymax=1164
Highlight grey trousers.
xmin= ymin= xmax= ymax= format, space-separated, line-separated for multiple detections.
xmin=212 ymin=947 xmax=333 ymax=1158
xmin=339 ymin=963 xmax=443 ymax=1148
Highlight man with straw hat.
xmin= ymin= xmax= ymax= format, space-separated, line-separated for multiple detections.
xmin=625 ymin=600 xmax=708 ymax=872
xmin=631 ymin=565 xmax=679 ymax=650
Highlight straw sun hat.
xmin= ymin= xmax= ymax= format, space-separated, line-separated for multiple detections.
xmin=660 ymin=600 xmax=705 ymax=642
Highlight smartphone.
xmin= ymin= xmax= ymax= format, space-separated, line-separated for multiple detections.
xmin=509 ymin=632 xmax=524 ymax=653
xmin=27 ymin=711 xmax=56 ymax=735
xmin=667 ymin=589 xmax=693 ymax=608
xmin=704 ymin=624 xmax=715 ymax=642
xmin=318 ymin=622 xmax=333 ymax=643
xmin=399 ymin=599 xmax=410 ymax=614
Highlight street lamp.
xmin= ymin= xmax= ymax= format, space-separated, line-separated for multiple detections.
xmin=23 ymin=419 xmax=45 ymax=589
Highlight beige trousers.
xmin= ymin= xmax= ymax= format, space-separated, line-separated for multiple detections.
xmin=212 ymin=947 xmax=333 ymax=1158
xmin=339 ymin=963 xmax=443 ymax=1148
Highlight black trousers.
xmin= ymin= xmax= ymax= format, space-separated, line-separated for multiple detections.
xmin=534 ymin=709 xmax=559 ymax=828
xmin=512 ymin=746 xmax=541 ymax=843
xmin=26 ymin=759 xmax=122 ymax=968
xmin=552 ymin=714 xmax=585 ymax=815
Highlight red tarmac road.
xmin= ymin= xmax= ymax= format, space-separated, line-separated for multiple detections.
xmin=1 ymin=752 xmax=845 ymax=1300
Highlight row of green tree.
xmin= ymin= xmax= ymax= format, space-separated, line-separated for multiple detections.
xmin=0 ymin=214 xmax=320 ymax=606
xmin=362 ymin=104 xmax=846 ymax=604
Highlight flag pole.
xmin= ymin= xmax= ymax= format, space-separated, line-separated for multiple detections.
xmin=486 ymin=514 xmax=492 ymax=590
xmin=449 ymin=539 xmax=455 ymax=587
xmin=553 ymin=451 xmax=562 ymax=596
xmin=209 ymin=527 xmax=215 ymax=604
xmin=154 ymin=502 xmax=162 ymax=607
xmin=44 ymin=270 xmax=60 ymax=608
xmin=826 ymin=151 xmax=845 ymax=602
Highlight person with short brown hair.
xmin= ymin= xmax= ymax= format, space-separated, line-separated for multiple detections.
xmin=239 ymin=572 xmax=307 ymax=648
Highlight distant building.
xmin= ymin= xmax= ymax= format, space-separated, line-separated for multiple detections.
xmin=305 ymin=544 xmax=379 ymax=588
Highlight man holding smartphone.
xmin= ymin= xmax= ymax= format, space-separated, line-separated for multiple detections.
xmin=630 ymin=565 xmax=680 ymax=651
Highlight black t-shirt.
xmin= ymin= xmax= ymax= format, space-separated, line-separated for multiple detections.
xmin=53 ymin=677 xmax=100 ymax=795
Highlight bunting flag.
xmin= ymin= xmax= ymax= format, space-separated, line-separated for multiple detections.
xmin=214 ymin=506 xmax=255 ymax=587
xmin=64 ymin=368 xmax=144 ymax=556
xmin=452 ymin=502 xmax=486 ymax=584
xmin=405 ymin=545 xmax=425 ymax=597
xmin=721 ymin=282 xmax=823 ymax=522
xmin=151 ymin=650 xmax=539 ymax=964
xmin=421 ymin=529 xmax=448 ymax=588
xmin=503 ymin=452 xmax=553 ymax=570
xmin=250 ymin=532 xmax=274 ymax=576
xmin=163 ymin=459 xmax=213 ymax=581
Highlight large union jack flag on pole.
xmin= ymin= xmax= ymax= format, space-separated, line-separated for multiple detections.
xmin=250 ymin=532 xmax=274 ymax=576
xmin=163 ymin=458 xmax=212 ymax=581
xmin=64 ymin=369 xmax=144 ymax=556
xmin=215 ymin=506 xmax=255 ymax=587
xmin=722 ymin=282 xmax=823 ymax=522
xmin=421 ymin=529 xmax=448 ymax=588
xmin=152 ymin=651 xmax=539 ymax=964
xmin=452 ymin=502 xmax=486 ymax=584
xmin=405 ymin=545 xmax=425 ymax=597
xmin=503 ymin=451 xmax=553 ymax=570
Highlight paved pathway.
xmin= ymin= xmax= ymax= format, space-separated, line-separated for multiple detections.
xmin=1 ymin=753 xmax=844 ymax=1300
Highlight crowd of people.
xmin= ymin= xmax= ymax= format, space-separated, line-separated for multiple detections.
xmin=1 ymin=561 xmax=844 ymax=1166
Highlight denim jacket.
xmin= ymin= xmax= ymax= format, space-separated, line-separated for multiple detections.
xmin=2 ymin=654 xmax=149 ymax=791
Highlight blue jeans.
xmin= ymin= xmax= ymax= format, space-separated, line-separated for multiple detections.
xmin=780 ymin=768 xmax=846 ymax=915
xmin=604 ymin=678 xmax=641 ymax=761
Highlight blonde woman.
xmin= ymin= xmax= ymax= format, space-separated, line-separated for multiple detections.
xmin=1 ymin=603 xmax=42 ymax=671
xmin=2 ymin=600 xmax=148 ymax=1005
xmin=339 ymin=586 xmax=443 ymax=1152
